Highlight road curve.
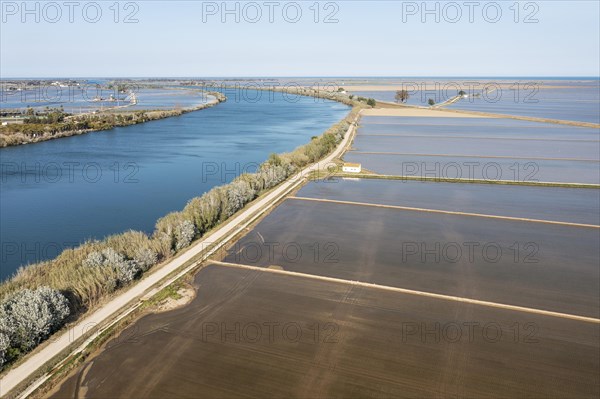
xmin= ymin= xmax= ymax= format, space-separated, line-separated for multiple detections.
xmin=0 ymin=109 xmax=361 ymax=398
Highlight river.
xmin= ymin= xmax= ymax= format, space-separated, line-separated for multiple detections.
xmin=0 ymin=88 xmax=350 ymax=280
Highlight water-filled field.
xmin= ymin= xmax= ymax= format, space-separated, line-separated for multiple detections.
xmin=352 ymin=135 xmax=599 ymax=160
xmin=345 ymin=151 xmax=599 ymax=184
xmin=348 ymin=116 xmax=600 ymax=184
xmin=223 ymin=198 xmax=600 ymax=318
xmin=297 ymin=179 xmax=600 ymax=225
xmin=448 ymin=86 xmax=600 ymax=124
xmin=358 ymin=121 xmax=599 ymax=140
xmin=348 ymin=80 xmax=600 ymax=123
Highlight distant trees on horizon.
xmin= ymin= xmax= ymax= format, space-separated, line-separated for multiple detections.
xmin=395 ymin=90 xmax=409 ymax=103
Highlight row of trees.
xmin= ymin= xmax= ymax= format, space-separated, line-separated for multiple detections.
xmin=154 ymin=119 xmax=351 ymax=253
xmin=3 ymin=111 xmax=164 ymax=138
xmin=0 ymin=100 xmax=361 ymax=370
xmin=23 ymin=106 xmax=68 ymax=124
xmin=355 ymin=97 xmax=376 ymax=107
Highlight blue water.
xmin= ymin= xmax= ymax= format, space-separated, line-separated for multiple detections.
xmin=0 ymin=89 xmax=350 ymax=280
xmin=348 ymin=116 xmax=600 ymax=185
xmin=448 ymin=86 xmax=600 ymax=124
xmin=1 ymin=87 xmax=209 ymax=113
xmin=348 ymin=81 xmax=600 ymax=124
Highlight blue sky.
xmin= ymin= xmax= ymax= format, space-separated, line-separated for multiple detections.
xmin=1 ymin=1 xmax=599 ymax=77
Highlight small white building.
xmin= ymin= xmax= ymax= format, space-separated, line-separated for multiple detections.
xmin=342 ymin=162 xmax=362 ymax=173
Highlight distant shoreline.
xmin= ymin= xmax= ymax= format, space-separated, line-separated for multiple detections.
xmin=0 ymin=91 xmax=227 ymax=148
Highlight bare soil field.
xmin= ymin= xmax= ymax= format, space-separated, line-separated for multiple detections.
xmin=222 ymin=199 xmax=600 ymax=318
xmin=48 ymin=265 xmax=599 ymax=399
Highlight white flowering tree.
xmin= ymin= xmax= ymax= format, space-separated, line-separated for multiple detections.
xmin=134 ymin=247 xmax=158 ymax=272
xmin=83 ymin=248 xmax=142 ymax=284
xmin=0 ymin=333 xmax=9 ymax=368
xmin=175 ymin=220 xmax=196 ymax=250
xmin=0 ymin=286 xmax=70 ymax=367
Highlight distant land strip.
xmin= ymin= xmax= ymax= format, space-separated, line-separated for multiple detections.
xmin=289 ymin=196 xmax=600 ymax=229
xmin=209 ymin=261 xmax=600 ymax=324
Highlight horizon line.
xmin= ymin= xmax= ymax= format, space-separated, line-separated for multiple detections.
xmin=2 ymin=75 xmax=599 ymax=80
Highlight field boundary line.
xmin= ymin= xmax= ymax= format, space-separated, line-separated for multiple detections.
xmin=289 ymin=196 xmax=600 ymax=229
xmin=209 ymin=261 xmax=600 ymax=324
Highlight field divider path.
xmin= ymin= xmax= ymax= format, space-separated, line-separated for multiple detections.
xmin=209 ymin=260 xmax=600 ymax=324
xmin=0 ymin=110 xmax=363 ymax=399
xmin=289 ymin=197 xmax=600 ymax=229
xmin=431 ymin=95 xmax=463 ymax=108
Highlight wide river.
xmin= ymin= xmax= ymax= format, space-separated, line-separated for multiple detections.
xmin=0 ymin=89 xmax=350 ymax=280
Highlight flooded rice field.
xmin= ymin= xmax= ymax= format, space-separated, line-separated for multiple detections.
xmin=297 ymin=179 xmax=600 ymax=225
xmin=349 ymin=116 xmax=600 ymax=184
xmin=344 ymin=152 xmax=600 ymax=184
xmin=222 ymin=198 xmax=599 ymax=318
xmin=349 ymin=81 xmax=600 ymax=124
xmin=352 ymin=135 xmax=599 ymax=160
xmin=358 ymin=122 xmax=600 ymax=141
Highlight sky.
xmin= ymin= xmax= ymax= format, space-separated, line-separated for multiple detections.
xmin=1 ymin=0 xmax=599 ymax=77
